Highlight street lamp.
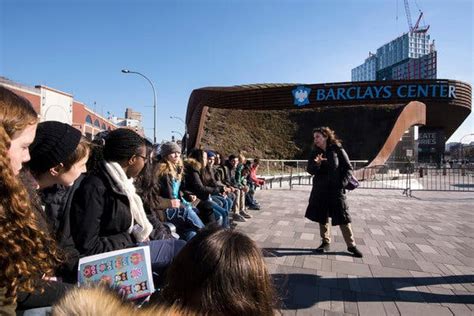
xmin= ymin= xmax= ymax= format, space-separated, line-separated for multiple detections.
xmin=121 ymin=69 xmax=157 ymax=144
xmin=170 ymin=115 xmax=188 ymax=155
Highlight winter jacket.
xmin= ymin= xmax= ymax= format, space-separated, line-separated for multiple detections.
xmin=249 ymin=165 xmax=265 ymax=186
xmin=235 ymin=163 xmax=246 ymax=187
xmin=135 ymin=168 xmax=176 ymax=240
xmin=225 ymin=161 xmax=242 ymax=189
xmin=70 ymin=162 xmax=135 ymax=256
xmin=40 ymin=177 xmax=83 ymax=283
xmin=145 ymin=209 xmax=173 ymax=240
xmin=155 ymin=162 xmax=195 ymax=203
xmin=305 ymin=143 xmax=353 ymax=226
xmin=183 ymin=159 xmax=223 ymax=201
xmin=152 ymin=161 xmax=213 ymax=223
xmin=214 ymin=164 xmax=232 ymax=187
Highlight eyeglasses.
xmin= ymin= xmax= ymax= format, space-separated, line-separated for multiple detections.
xmin=135 ymin=154 xmax=149 ymax=163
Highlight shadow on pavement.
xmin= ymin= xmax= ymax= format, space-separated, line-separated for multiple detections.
xmin=263 ymin=247 xmax=353 ymax=257
xmin=272 ymin=273 xmax=474 ymax=310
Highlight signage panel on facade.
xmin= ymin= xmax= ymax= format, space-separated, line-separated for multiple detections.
xmin=292 ymin=83 xmax=456 ymax=106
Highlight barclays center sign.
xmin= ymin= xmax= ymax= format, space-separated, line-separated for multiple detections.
xmin=292 ymin=83 xmax=457 ymax=107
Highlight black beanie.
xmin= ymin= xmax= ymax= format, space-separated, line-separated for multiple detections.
xmin=28 ymin=121 xmax=82 ymax=174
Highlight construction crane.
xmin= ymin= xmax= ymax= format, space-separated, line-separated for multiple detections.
xmin=403 ymin=0 xmax=430 ymax=33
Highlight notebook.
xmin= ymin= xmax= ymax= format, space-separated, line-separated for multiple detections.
xmin=77 ymin=246 xmax=154 ymax=300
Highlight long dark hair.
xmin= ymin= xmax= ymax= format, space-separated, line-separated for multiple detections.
xmin=214 ymin=150 xmax=226 ymax=167
xmin=161 ymin=227 xmax=278 ymax=315
xmin=188 ymin=148 xmax=215 ymax=185
xmin=135 ymin=144 xmax=166 ymax=221
xmin=187 ymin=148 xmax=206 ymax=167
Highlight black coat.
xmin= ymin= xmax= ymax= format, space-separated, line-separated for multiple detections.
xmin=70 ymin=162 xmax=135 ymax=256
xmin=305 ymin=144 xmax=353 ymax=226
xmin=40 ymin=177 xmax=83 ymax=283
xmin=183 ymin=159 xmax=222 ymax=201
xmin=181 ymin=159 xmax=219 ymax=224
xmin=214 ymin=164 xmax=231 ymax=187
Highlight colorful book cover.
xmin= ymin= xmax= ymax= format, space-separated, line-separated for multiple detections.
xmin=77 ymin=246 xmax=155 ymax=300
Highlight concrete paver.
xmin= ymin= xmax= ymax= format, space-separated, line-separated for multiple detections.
xmin=236 ymin=187 xmax=474 ymax=315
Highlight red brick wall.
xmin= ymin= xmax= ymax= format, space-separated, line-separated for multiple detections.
xmin=5 ymin=87 xmax=41 ymax=114
xmin=72 ymin=101 xmax=116 ymax=138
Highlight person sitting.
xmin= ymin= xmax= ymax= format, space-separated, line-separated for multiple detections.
xmin=0 ymin=87 xmax=63 ymax=315
xmin=134 ymin=142 xmax=177 ymax=240
xmin=26 ymin=121 xmax=90 ymax=284
xmin=158 ymin=226 xmax=279 ymax=315
xmin=70 ymin=129 xmax=185 ymax=278
xmin=11 ymin=121 xmax=91 ymax=313
xmin=204 ymin=151 xmax=234 ymax=223
xmin=136 ymin=142 xmax=204 ymax=241
xmin=225 ymin=154 xmax=251 ymax=221
xmin=247 ymin=158 xmax=265 ymax=210
xmin=183 ymin=149 xmax=229 ymax=228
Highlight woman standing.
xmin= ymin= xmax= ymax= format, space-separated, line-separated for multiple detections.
xmin=0 ymin=87 xmax=62 ymax=314
xmin=305 ymin=127 xmax=363 ymax=258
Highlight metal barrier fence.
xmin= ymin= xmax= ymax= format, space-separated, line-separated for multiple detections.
xmin=260 ymin=160 xmax=474 ymax=194
xmin=357 ymin=164 xmax=474 ymax=194
xmin=259 ymin=159 xmax=368 ymax=177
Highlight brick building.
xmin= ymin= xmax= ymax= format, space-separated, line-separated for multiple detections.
xmin=1 ymin=77 xmax=117 ymax=140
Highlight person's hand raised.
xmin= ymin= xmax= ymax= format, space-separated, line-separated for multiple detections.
xmin=314 ymin=154 xmax=327 ymax=166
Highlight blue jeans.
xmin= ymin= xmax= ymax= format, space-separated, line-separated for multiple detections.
xmin=165 ymin=207 xmax=205 ymax=240
xmin=139 ymin=239 xmax=186 ymax=287
xmin=209 ymin=197 xmax=230 ymax=228
xmin=140 ymin=239 xmax=186 ymax=271
xmin=246 ymin=182 xmax=259 ymax=206
xmin=212 ymin=195 xmax=232 ymax=212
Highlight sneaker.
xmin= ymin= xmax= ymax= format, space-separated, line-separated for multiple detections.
xmin=348 ymin=246 xmax=363 ymax=258
xmin=315 ymin=242 xmax=330 ymax=253
xmin=233 ymin=213 xmax=247 ymax=222
xmin=248 ymin=205 xmax=261 ymax=210
xmin=240 ymin=210 xmax=253 ymax=219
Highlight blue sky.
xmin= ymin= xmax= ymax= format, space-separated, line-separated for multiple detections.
xmin=1 ymin=0 xmax=472 ymax=144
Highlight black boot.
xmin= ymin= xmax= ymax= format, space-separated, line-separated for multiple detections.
xmin=315 ymin=242 xmax=330 ymax=253
xmin=348 ymin=246 xmax=363 ymax=258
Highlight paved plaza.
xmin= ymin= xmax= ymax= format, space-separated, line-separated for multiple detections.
xmin=237 ymin=186 xmax=474 ymax=315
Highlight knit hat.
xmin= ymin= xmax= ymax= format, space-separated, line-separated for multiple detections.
xmin=207 ymin=151 xmax=216 ymax=158
xmin=160 ymin=142 xmax=181 ymax=157
xmin=28 ymin=121 xmax=82 ymax=174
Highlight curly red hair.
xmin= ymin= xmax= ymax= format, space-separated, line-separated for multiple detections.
xmin=0 ymin=86 xmax=62 ymax=304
